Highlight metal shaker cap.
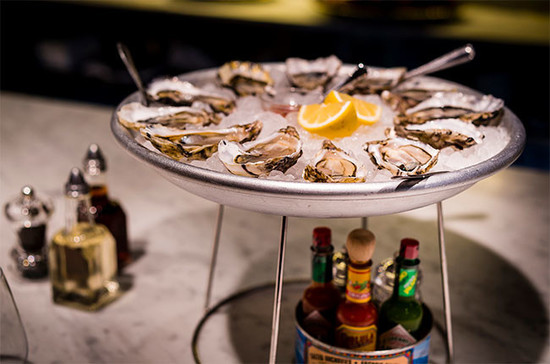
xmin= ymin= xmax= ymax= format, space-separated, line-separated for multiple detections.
xmin=83 ymin=143 xmax=107 ymax=176
xmin=4 ymin=185 xmax=53 ymax=224
xmin=65 ymin=168 xmax=90 ymax=196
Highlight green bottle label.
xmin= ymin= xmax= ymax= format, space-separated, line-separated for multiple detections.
xmin=398 ymin=267 xmax=418 ymax=297
xmin=312 ymin=255 xmax=331 ymax=283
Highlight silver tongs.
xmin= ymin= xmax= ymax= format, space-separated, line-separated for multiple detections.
xmin=331 ymin=43 xmax=476 ymax=94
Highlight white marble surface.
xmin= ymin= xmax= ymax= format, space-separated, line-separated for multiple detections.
xmin=0 ymin=92 xmax=548 ymax=363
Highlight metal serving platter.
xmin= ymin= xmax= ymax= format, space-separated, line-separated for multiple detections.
xmin=110 ymin=65 xmax=525 ymax=218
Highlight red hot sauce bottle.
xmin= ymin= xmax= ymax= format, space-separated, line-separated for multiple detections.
xmin=335 ymin=229 xmax=378 ymax=351
xmin=301 ymin=227 xmax=342 ymax=344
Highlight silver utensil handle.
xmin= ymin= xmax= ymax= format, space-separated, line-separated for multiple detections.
xmin=404 ymin=44 xmax=475 ymax=80
xmin=117 ymin=42 xmax=149 ymax=106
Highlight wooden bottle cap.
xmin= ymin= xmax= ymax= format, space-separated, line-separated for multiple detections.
xmin=346 ymin=228 xmax=376 ymax=263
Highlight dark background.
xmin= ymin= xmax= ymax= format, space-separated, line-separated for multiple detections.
xmin=1 ymin=0 xmax=548 ymax=169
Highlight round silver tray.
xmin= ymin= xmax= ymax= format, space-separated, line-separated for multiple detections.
xmin=110 ymin=66 xmax=526 ymax=218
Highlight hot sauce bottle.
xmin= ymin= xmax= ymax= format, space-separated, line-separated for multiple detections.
xmin=335 ymin=229 xmax=378 ymax=351
xmin=378 ymin=238 xmax=423 ymax=349
xmin=300 ymin=227 xmax=342 ymax=344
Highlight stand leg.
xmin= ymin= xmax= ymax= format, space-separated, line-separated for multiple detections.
xmin=204 ymin=204 xmax=224 ymax=313
xmin=437 ymin=202 xmax=454 ymax=363
xmin=269 ymin=216 xmax=288 ymax=364
xmin=361 ymin=217 xmax=368 ymax=230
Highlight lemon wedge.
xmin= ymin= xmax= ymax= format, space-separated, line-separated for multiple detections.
xmin=324 ymin=90 xmax=381 ymax=125
xmin=298 ymin=101 xmax=358 ymax=139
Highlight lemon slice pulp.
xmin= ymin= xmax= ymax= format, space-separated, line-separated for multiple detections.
xmin=298 ymin=101 xmax=358 ymax=139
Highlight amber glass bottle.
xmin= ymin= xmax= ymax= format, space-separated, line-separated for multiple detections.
xmin=301 ymin=227 xmax=342 ymax=344
xmin=378 ymin=238 xmax=423 ymax=349
xmin=82 ymin=144 xmax=131 ymax=270
xmin=335 ymin=229 xmax=378 ymax=351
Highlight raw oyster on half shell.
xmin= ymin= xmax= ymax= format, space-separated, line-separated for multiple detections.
xmin=285 ymin=55 xmax=342 ymax=90
xmin=218 ymin=61 xmax=274 ymax=96
xmin=218 ymin=126 xmax=302 ymax=177
xmin=393 ymin=118 xmax=484 ymax=150
xmin=141 ymin=120 xmax=262 ymax=161
xmin=303 ymin=140 xmax=366 ymax=183
xmin=398 ymin=91 xmax=504 ymax=126
xmin=117 ymin=102 xmax=220 ymax=130
xmin=147 ymin=77 xmax=235 ymax=115
xmin=339 ymin=66 xmax=407 ymax=95
xmin=381 ymin=78 xmax=457 ymax=113
xmin=365 ymin=137 xmax=439 ymax=176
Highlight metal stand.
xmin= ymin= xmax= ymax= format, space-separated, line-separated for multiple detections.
xmin=199 ymin=203 xmax=454 ymax=363
xmin=204 ymin=205 xmax=224 ymax=312
xmin=437 ymin=201 xmax=454 ymax=363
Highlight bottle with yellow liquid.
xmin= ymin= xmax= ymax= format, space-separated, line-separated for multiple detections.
xmin=49 ymin=168 xmax=119 ymax=311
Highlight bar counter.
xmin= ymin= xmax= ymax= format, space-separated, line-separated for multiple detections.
xmin=0 ymin=92 xmax=548 ymax=363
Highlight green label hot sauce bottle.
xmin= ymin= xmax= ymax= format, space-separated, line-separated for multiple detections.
xmin=378 ymin=238 xmax=423 ymax=350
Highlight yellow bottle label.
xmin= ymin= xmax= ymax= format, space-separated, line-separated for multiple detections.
xmin=335 ymin=323 xmax=377 ymax=351
xmin=346 ymin=266 xmax=371 ymax=303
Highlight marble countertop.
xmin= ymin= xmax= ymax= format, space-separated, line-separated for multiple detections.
xmin=0 ymin=92 xmax=548 ymax=363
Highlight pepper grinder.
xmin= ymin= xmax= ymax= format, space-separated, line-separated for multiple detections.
xmin=4 ymin=186 xmax=53 ymax=278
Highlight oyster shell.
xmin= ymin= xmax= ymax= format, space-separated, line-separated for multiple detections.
xmin=218 ymin=126 xmax=302 ymax=177
xmin=218 ymin=61 xmax=274 ymax=96
xmin=398 ymin=91 xmax=504 ymax=126
xmin=339 ymin=67 xmax=407 ymax=95
xmin=147 ymin=77 xmax=235 ymax=115
xmin=285 ymin=55 xmax=342 ymax=90
xmin=141 ymin=120 xmax=262 ymax=161
xmin=393 ymin=118 xmax=484 ymax=150
xmin=381 ymin=79 xmax=457 ymax=113
xmin=365 ymin=137 xmax=439 ymax=176
xmin=117 ymin=102 xmax=220 ymax=130
xmin=303 ymin=140 xmax=366 ymax=183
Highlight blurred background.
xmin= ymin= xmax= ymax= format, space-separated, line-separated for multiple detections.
xmin=1 ymin=0 xmax=548 ymax=169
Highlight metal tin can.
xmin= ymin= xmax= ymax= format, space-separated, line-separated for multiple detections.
xmin=295 ymin=302 xmax=432 ymax=364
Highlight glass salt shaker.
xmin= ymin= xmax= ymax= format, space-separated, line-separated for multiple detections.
xmin=4 ymin=186 xmax=53 ymax=279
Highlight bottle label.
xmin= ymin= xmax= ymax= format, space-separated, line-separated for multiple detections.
xmin=346 ymin=266 xmax=371 ymax=303
xmin=378 ymin=324 xmax=417 ymax=350
xmin=398 ymin=267 xmax=418 ymax=298
xmin=335 ymin=323 xmax=377 ymax=351
xmin=301 ymin=310 xmax=332 ymax=343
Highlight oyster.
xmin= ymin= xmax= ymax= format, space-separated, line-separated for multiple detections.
xmin=365 ymin=137 xmax=439 ymax=176
xmin=398 ymin=91 xmax=504 ymax=126
xmin=303 ymin=140 xmax=366 ymax=183
xmin=117 ymin=102 xmax=220 ymax=130
xmin=339 ymin=66 xmax=407 ymax=95
xmin=285 ymin=55 xmax=342 ymax=90
xmin=218 ymin=126 xmax=302 ymax=177
xmin=141 ymin=120 xmax=262 ymax=161
xmin=147 ymin=77 xmax=235 ymax=115
xmin=381 ymin=79 xmax=457 ymax=113
xmin=393 ymin=118 xmax=484 ymax=150
xmin=218 ymin=61 xmax=274 ymax=96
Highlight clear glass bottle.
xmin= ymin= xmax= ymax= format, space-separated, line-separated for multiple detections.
xmin=5 ymin=186 xmax=53 ymax=279
xmin=82 ymin=144 xmax=131 ymax=271
xmin=49 ymin=168 xmax=119 ymax=311
xmin=378 ymin=238 xmax=423 ymax=349
xmin=300 ymin=227 xmax=342 ymax=344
